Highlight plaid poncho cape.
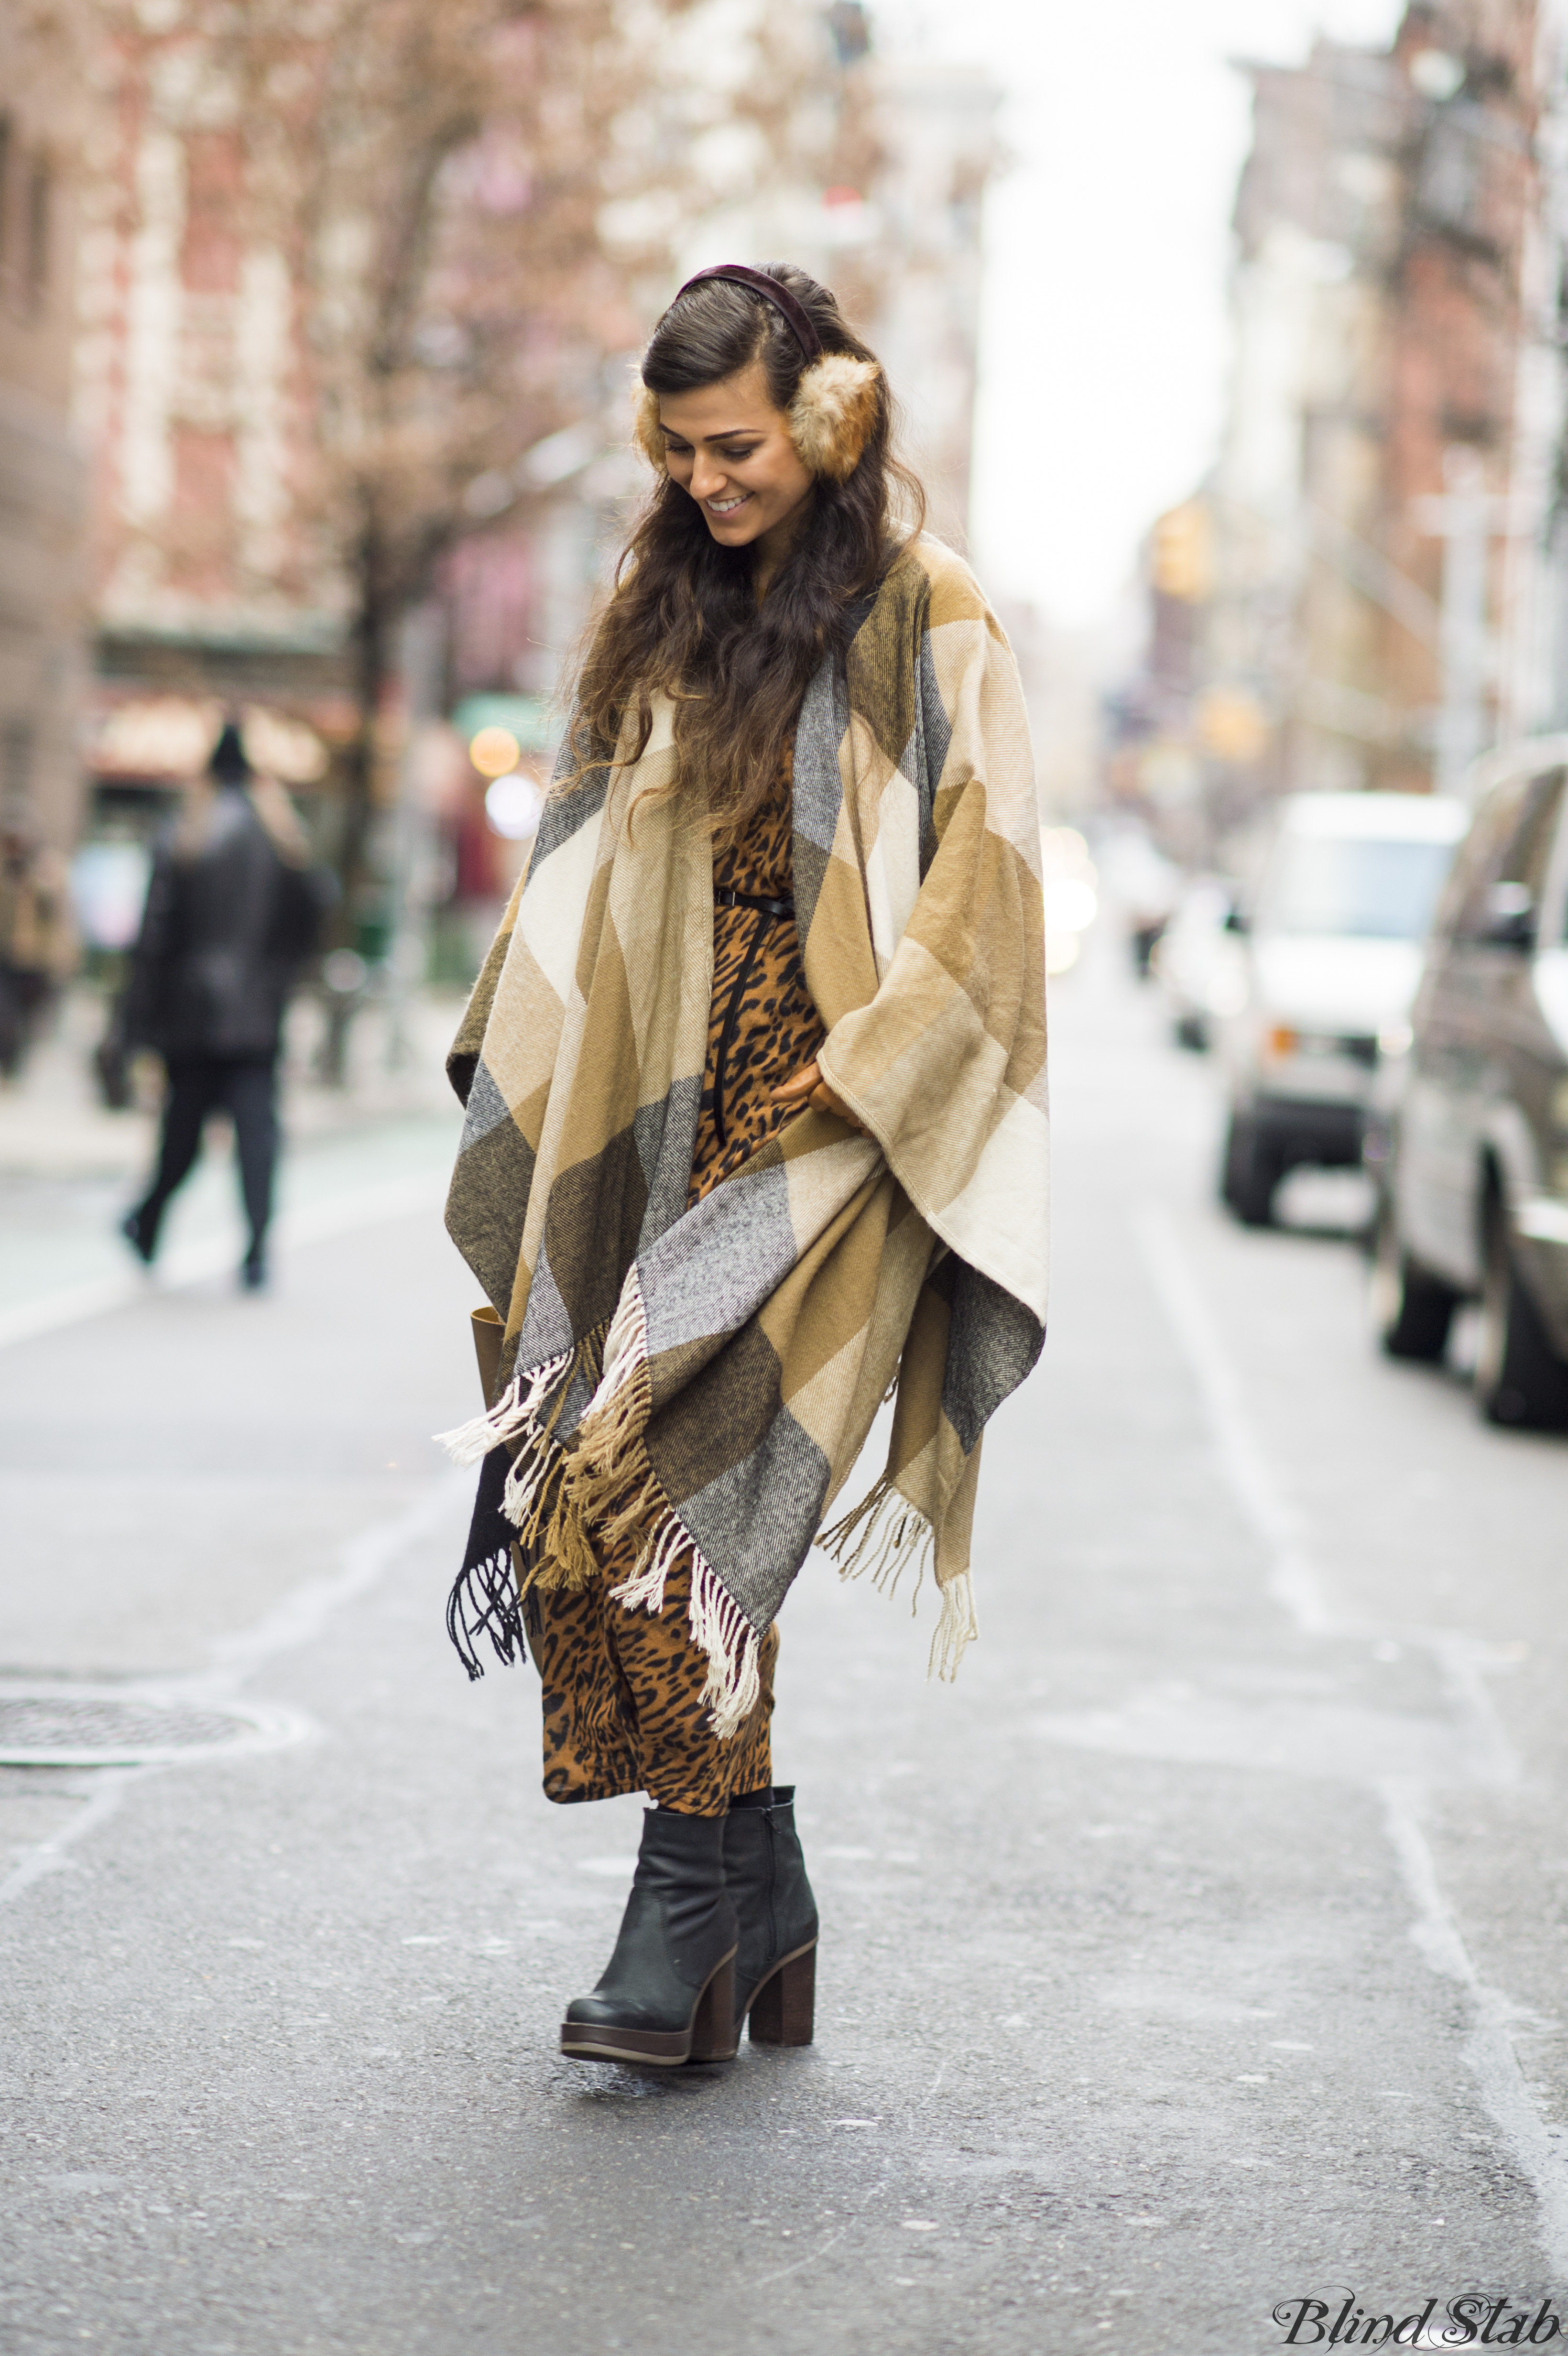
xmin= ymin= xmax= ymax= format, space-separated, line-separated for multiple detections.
xmin=438 ymin=534 xmax=1049 ymax=1736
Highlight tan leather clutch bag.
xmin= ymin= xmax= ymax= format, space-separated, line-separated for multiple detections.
xmin=470 ymin=1305 xmax=503 ymax=1407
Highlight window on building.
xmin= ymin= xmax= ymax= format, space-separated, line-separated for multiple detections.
xmin=0 ymin=116 xmax=12 ymax=271
xmin=828 ymin=3 xmax=870 ymax=65
xmin=27 ymin=155 xmax=50 ymax=301
xmin=3 ymin=717 xmax=34 ymax=811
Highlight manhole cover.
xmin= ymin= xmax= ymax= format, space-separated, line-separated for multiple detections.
xmin=0 ymin=1689 xmax=305 ymax=1766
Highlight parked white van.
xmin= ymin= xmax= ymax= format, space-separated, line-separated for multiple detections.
xmin=1218 ymin=791 xmax=1469 ymax=1225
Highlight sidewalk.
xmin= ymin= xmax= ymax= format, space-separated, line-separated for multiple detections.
xmin=0 ymin=985 xmax=467 ymax=1339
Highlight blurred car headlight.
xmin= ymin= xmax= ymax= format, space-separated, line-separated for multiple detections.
xmin=323 ymin=948 xmax=368 ymax=998
xmin=471 ymin=725 xmax=522 ymax=777
xmin=485 ymin=772 xmax=544 ymax=840
xmin=1044 ymin=877 xmax=1099 ymax=934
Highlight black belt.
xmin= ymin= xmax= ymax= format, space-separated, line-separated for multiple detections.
xmin=714 ymin=886 xmax=795 ymax=920
xmin=710 ymin=886 xmax=796 ymax=1147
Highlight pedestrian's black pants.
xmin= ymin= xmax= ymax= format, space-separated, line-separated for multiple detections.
xmin=140 ymin=1057 xmax=279 ymax=1264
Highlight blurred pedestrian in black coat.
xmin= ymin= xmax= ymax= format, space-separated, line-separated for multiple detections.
xmin=119 ymin=721 xmax=332 ymax=1289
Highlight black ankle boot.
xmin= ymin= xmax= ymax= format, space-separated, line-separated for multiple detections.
xmin=560 ymin=1808 xmax=739 ymax=2066
xmin=723 ymin=1785 xmax=818 ymax=2045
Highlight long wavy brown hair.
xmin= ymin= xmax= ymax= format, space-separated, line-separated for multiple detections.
xmin=569 ymin=262 xmax=924 ymax=835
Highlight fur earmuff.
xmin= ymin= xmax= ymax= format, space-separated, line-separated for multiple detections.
xmin=788 ymin=353 xmax=881 ymax=483
xmin=633 ymin=380 xmax=668 ymax=474
xmin=633 ymin=352 xmax=882 ymax=482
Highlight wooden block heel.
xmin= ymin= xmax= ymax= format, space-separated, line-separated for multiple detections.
xmin=723 ymin=1788 xmax=818 ymax=2048
xmin=688 ymin=1952 xmax=739 ymax=2062
xmin=746 ymin=1940 xmax=816 ymax=2045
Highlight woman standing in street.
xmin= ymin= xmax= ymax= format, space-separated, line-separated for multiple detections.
xmin=439 ymin=262 xmax=1049 ymax=2066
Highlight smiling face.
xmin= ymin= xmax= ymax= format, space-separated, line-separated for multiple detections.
xmin=656 ymin=362 xmax=814 ymax=556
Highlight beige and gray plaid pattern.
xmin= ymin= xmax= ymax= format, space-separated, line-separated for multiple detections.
xmin=440 ymin=536 xmax=1048 ymax=1734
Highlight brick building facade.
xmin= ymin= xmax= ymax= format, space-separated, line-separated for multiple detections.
xmin=0 ymin=0 xmax=89 ymax=855
xmin=1122 ymin=0 xmax=1551 ymax=842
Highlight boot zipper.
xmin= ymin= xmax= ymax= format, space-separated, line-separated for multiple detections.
xmin=764 ymin=1812 xmax=778 ymax=1968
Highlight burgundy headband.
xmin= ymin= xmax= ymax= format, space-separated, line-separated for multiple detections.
xmin=669 ymin=263 xmax=824 ymax=362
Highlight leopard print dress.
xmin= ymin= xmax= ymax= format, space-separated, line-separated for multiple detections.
xmin=524 ymin=761 xmax=827 ymax=1816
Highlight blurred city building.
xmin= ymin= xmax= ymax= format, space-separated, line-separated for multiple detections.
xmin=996 ymin=600 xmax=1100 ymax=825
xmin=1111 ymin=0 xmax=1564 ymax=861
xmin=860 ymin=56 xmax=998 ymax=552
xmin=72 ymin=0 xmax=723 ymax=958
xmin=54 ymin=0 xmax=996 ymax=991
xmin=0 ymin=0 xmax=89 ymax=860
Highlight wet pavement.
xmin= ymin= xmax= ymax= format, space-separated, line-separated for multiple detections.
xmin=3 ymin=948 xmax=1567 ymax=2354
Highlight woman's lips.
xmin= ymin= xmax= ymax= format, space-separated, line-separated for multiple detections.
xmin=707 ymin=492 xmax=751 ymax=515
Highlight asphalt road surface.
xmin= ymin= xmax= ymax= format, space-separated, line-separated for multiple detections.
xmin=4 ymin=951 xmax=1568 ymax=2356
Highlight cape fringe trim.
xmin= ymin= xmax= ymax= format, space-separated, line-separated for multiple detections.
xmin=818 ymin=1471 xmax=934 ymax=1608
xmin=928 ymin=1569 xmax=978 ymax=1684
xmin=590 ymin=1269 xmax=648 ymax=1423
xmin=435 ymin=1335 xmax=606 ymax=1603
xmin=689 ymin=1555 xmax=762 ymax=1740
xmin=446 ymin=1546 xmax=525 ymax=1681
xmin=573 ymin=1271 xmax=653 ymax=1495
xmin=601 ymin=1466 xmax=761 ymax=1742
xmin=436 ymin=1287 xmax=763 ymax=1739
xmin=433 ymin=1343 xmax=574 ymax=1468
xmin=581 ymin=1272 xmax=761 ymax=1739
xmin=818 ymin=1475 xmax=978 ymax=1682
xmin=608 ymin=1501 xmax=690 ymax=1615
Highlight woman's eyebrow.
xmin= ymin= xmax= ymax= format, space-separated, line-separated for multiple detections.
xmin=662 ymin=424 xmax=763 ymax=442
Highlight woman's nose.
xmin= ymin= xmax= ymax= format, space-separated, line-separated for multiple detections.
xmin=689 ymin=455 xmax=726 ymax=500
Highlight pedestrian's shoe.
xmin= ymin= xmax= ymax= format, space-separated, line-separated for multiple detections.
xmin=723 ymin=1785 xmax=818 ymax=2045
xmin=120 ymin=1205 xmax=157 ymax=1265
xmin=560 ymin=1807 xmax=739 ymax=2066
xmin=240 ymin=1246 xmax=268 ymax=1292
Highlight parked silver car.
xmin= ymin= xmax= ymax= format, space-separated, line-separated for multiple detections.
xmin=1219 ymin=792 xmax=1467 ymax=1225
xmin=1370 ymin=740 xmax=1568 ymax=1426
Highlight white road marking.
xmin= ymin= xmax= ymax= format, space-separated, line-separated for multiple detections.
xmin=1132 ymin=1200 xmax=1568 ymax=2273
xmin=1382 ymin=1781 xmax=1568 ymax=2272
xmin=207 ymin=1471 xmax=468 ymax=1683
xmin=0 ymin=1474 xmax=468 ymax=1911
xmin=1132 ymin=1201 xmax=1515 ymax=1783
xmin=1130 ymin=1201 xmax=1331 ymax=1634
xmin=0 ymin=1769 xmax=141 ymax=1910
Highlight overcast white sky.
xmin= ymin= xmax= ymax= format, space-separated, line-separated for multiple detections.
xmin=872 ymin=0 xmax=1405 ymax=625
